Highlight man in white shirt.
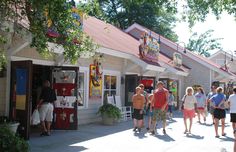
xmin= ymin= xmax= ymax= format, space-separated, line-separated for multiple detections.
xmin=228 ymin=87 xmax=236 ymax=136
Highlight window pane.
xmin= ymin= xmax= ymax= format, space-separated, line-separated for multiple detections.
xmin=103 ymin=90 xmax=110 ymax=104
xmin=77 ymin=90 xmax=84 ymax=106
xmin=78 ymin=73 xmax=84 ymax=90
xmin=111 ymin=76 xmax=117 ymax=89
xmin=78 ymin=72 xmax=85 ymax=106
xmin=111 ymin=90 xmax=116 ymax=96
xmin=104 ymin=75 xmax=111 ymax=89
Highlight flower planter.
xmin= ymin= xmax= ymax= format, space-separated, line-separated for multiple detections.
xmin=102 ymin=114 xmax=115 ymax=125
xmin=8 ymin=122 xmax=20 ymax=134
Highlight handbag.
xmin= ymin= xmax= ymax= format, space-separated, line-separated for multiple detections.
xmin=181 ymin=95 xmax=187 ymax=110
xmin=31 ymin=109 xmax=40 ymax=125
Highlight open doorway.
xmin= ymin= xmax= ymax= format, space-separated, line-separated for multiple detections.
xmin=30 ymin=64 xmax=51 ymax=135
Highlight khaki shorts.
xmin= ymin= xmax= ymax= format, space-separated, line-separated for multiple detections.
xmin=39 ymin=103 xmax=54 ymax=122
xmin=152 ymin=109 xmax=166 ymax=122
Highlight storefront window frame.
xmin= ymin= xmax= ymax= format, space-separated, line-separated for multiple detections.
xmin=77 ymin=67 xmax=89 ymax=109
xmin=102 ymin=70 xmax=121 ymax=105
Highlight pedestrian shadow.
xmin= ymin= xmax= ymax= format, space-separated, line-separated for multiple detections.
xmin=167 ymin=118 xmax=177 ymax=124
xmin=155 ymin=134 xmax=175 ymax=142
xmin=185 ymin=133 xmax=204 ymax=140
xmin=133 ymin=131 xmax=148 ymax=139
xmin=203 ymin=123 xmax=214 ymax=127
xmin=67 ymin=146 xmax=88 ymax=152
xmin=219 ymin=136 xmax=235 ymax=142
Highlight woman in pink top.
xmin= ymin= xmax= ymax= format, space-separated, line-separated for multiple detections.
xmin=182 ymin=87 xmax=197 ymax=134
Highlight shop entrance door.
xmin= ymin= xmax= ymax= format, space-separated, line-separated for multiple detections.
xmin=125 ymin=75 xmax=139 ymax=106
xmin=52 ymin=66 xmax=79 ymax=130
xmin=10 ymin=60 xmax=33 ymax=140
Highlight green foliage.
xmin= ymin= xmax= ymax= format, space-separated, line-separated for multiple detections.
xmin=0 ymin=0 xmax=98 ymax=65
xmin=0 ymin=35 xmax=7 ymax=71
xmin=94 ymin=0 xmax=179 ymax=42
xmin=183 ymin=0 xmax=236 ymax=27
xmin=0 ymin=124 xmax=29 ymax=152
xmin=97 ymin=103 xmax=121 ymax=119
xmin=187 ymin=29 xmax=223 ymax=57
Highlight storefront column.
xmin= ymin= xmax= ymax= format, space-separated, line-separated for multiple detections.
xmin=5 ymin=56 xmax=11 ymax=116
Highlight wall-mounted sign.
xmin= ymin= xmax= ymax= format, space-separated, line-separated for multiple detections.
xmin=139 ymin=31 xmax=160 ymax=62
xmin=89 ymin=61 xmax=103 ymax=98
xmin=173 ymin=52 xmax=183 ymax=67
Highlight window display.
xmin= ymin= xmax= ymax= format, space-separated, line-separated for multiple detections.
xmin=52 ymin=68 xmax=78 ymax=130
xmin=103 ymin=75 xmax=117 ymax=104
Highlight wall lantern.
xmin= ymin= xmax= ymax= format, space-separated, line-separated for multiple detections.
xmin=177 ymin=42 xmax=186 ymax=53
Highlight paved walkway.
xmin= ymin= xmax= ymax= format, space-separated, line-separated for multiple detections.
xmin=29 ymin=111 xmax=234 ymax=152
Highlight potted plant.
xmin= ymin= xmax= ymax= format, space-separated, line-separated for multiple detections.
xmin=0 ymin=124 xmax=29 ymax=152
xmin=97 ymin=104 xmax=121 ymax=125
xmin=0 ymin=116 xmax=20 ymax=134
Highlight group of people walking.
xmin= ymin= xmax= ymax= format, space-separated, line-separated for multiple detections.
xmin=132 ymin=81 xmax=173 ymax=135
xmin=132 ymin=81 xmax=236 ymax=139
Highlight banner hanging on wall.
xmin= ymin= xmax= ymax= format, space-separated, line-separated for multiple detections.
xmin=89 ymin=63 xmax=102 ymax=98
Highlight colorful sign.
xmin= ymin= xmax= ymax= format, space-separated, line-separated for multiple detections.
xmin=46 ymin=6 xmax=83 ymax=38
xmin=89 ymin=64 xmax=102 ymax=98
xmin=173 ymin=52 xmax=183 ymax=67
xmin=15 ymin=68 xmax=27 ymax=110
xmin=139 ymin=31 xmax=160 ymax=62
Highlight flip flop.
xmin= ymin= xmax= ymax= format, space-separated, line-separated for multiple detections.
xmin=215 ymin=135 xmax=220 ymax=138
xmin=222 ymin=133 xmax=226 ymax=136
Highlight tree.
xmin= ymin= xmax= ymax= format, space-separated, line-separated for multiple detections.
xmin=0 ymin=0 xmax=98 ymax=68
xmin=95 ymin=0 xmax=179 ymax=42
xmin=187 ymin=30 xmax=223 ymax=57
xmin=181 ymin=0 xmax=236 ymax=27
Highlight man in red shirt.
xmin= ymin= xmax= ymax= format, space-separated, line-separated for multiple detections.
xmin=150 ymin=81 xmax=169 ymax=135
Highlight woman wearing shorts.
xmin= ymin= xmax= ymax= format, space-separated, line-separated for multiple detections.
xmin=209 ymin=87 xmax=226 ymax=138
xmin=228 ymin=87 xmax=236 ymax=135
xmin=182 ymin=87 xmax=197 ymax=134
xmin=146 ymin=92 xmax=154 ymax=131
xmin=195 ymin=87 xmax=207 ymax=124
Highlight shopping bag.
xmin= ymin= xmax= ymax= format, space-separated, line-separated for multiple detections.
xmin=31 ymin=109 xmax=40 ymax=125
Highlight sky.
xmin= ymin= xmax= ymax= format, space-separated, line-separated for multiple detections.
xmin=174 ymin=9 xmax=236 ymax=55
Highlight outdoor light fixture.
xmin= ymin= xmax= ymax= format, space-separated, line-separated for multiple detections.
xmin=226 ymin=50 xmax=234 ymax=62
xmin=177 ymin=42 xmax=186 ymax=53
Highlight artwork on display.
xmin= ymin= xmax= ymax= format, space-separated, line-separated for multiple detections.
xmin=53 ymin=70 xmax=76 ymax=83
xmin=139 ymin=30 xmax=160 ymax=62
xmin=15 ymin=68 xmax=27 ymax=110
xmin=173 ymin=52 xmax=183 ymax=67
xmin=89 ymin=61 xmax=103 ymax=98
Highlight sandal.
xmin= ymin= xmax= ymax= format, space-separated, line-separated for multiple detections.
xmin=222 ymin=133 xmax=226 ymax=136
xmin=215 ymin=135 xmax=220 ymax=138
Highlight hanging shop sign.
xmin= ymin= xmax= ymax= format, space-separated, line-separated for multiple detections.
xmin=139 ymin=30 xmax=160 ymax=62
xmin=89 ymin=60 xmax=103 ymax=98
xmin=173 ymin=52 xmax=183 ymax=67
xmin=46 ymin=6 xmax=83 ymax=38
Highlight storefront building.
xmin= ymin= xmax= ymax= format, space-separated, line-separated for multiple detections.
xmin=0 ymin=16 xmax=235 ymax=139
xmin=125 ymin=23 xmax=236 ymax=97
xmin=209 ymin=50 xmax=236 ymax=95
